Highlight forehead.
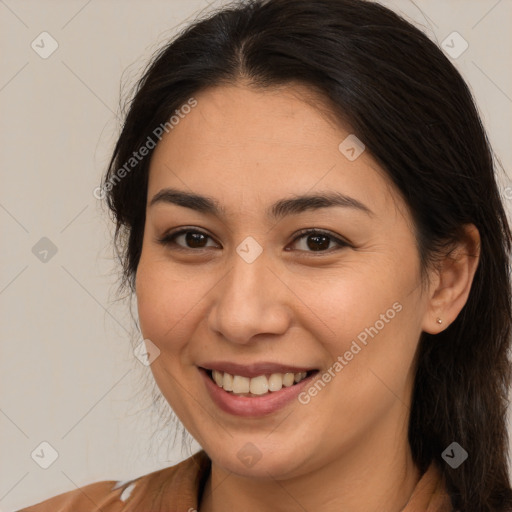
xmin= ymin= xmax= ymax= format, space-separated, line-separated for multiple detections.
xmin=147 ymin=83 xmax=408 ymax=223
xmin=168 ymin=82 xmax=346 ymax=147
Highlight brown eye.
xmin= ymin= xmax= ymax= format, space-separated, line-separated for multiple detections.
xmin=157 ymin=229 xmax=219 ymax=250
xmin=288 ymin=229 xmax=349 ymax=253
xmin=157 ymin=227 xmax=350 ymax=254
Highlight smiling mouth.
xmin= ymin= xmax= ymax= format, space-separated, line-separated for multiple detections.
xmin=205 ymin=368 xmax=318 ymax=397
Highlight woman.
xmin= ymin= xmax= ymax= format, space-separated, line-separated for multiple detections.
xmin=18 ymin=0 xmax=512 ymax=511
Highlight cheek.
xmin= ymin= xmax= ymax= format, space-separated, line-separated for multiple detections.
xmin=326 ymin=287 xmax=422 ymax=409
xmin=135 ymin=253 xmax=212 ymax=349
xmin=310 ymin=255 xmax=423 ymax=401
xmin=135 ymin=256 xmax=184 ymax=344
xmin=305 ymin=259 xmax=416 ymax=351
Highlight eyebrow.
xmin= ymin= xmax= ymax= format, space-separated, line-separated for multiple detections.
xmin=149 ymin=187 xmax=374 ymax=220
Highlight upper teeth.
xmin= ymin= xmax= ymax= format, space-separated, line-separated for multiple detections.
xmin=212 ymin=370 xmax=309 ymax=395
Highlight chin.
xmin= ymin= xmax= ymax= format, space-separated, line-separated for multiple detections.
xmin=205 ymin=439 xmax=314 ymax=480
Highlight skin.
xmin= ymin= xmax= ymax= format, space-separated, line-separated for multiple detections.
xmin=135 ymin=82 xmax=480 ymax=512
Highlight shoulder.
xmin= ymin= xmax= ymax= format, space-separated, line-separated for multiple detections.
xmin=16 ymin=450 xmax=211 ymax=512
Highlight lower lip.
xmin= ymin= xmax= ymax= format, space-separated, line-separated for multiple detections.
xmin=199 ymin=368 xmax=318 ymax=417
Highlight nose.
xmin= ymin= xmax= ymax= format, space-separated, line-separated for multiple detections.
xmin=207 ymin=246 xmax=292 ymax=345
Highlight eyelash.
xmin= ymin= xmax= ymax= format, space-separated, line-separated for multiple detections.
xmin=156 ymin=227 xmax=350 ymax=255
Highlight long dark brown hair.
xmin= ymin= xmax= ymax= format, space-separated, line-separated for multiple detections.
xmin=102 ymin=1 xmax=512 ymax=509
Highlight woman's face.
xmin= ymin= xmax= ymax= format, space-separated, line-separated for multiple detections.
xmin=136 ymin=83 xmax=432 ymax=478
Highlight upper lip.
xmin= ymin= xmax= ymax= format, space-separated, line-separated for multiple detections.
xmin=199 ymin=361 xmax=317 ymax=378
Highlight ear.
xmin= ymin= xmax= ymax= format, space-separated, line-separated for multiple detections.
xmin=421 ymin=224 xmax=481 ymax=334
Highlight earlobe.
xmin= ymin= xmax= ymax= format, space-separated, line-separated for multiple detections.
xmin=421 ymin=224 xmax=481 ymax=334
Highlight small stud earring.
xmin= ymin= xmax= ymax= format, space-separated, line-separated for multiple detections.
xmin=436 ymin=318 xmax=443 ymax=324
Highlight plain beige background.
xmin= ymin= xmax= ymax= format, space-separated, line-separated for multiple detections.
xmin=1 ymin=0 xmax=511 ymax=510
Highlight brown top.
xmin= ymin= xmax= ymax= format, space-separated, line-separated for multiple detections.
xmin=17 ymin=450 xmax=453 ymax=512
